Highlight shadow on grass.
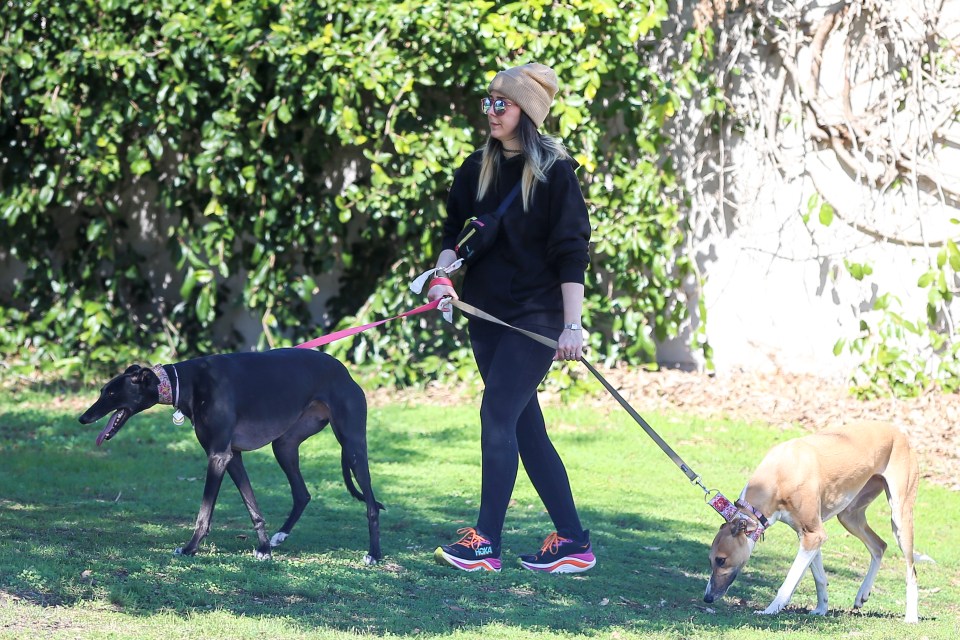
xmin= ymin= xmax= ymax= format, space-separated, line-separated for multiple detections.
xmin=0 ymin=402 xmax=906 ymax=636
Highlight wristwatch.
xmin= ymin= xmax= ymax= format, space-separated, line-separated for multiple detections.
xmin=563 ymin=323 xmax=581 ymax=331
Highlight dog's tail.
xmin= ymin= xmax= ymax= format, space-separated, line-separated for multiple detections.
xmin=341 ymin=452 xmax=386 ymax=511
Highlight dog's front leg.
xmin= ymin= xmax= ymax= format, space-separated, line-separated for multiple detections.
xmin=807 ymin=549 xmax=829 ymax=615
xmin=759 ymin=543 xmax=821 ymax=615
xmin=176 ymin=450 xmax=232 ymax=556
xmin=226 ymin=452 xmax=272 ymax=560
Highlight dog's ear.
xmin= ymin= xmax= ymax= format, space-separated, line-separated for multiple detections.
xmin=123 ymin=365 xmax=142 ymax=375
xmin=734 ymin=519 xmax=749 ymax=537
xmin=132 ymin=366 xmax=156 ymax=386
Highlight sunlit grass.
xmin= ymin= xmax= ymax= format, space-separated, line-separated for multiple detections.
xmin=1 ymin=386 xmax=958 ymax=639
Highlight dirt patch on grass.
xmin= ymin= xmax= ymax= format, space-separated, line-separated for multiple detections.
xmin=585 ymin=368 xmax=959 ymax=491
xmin=370 ymin=367 xmax=960 ymax=491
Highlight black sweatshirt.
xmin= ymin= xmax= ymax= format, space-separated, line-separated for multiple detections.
xmin=441 ymin=149 xmax=591 ymax=329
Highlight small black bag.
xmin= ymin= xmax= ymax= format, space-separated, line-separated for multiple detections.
xmin=454 ymin=182 xmax=521 ymax=265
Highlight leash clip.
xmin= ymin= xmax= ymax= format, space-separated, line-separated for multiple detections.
xmin=692 ymin=476 xmax=711 ymax=495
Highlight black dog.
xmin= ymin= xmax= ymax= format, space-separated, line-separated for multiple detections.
xmin=78 ymin=348 xmax=383 ymax=563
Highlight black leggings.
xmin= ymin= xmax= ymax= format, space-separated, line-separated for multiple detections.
xmin=469 ymin=320 xmax=584 ymax=545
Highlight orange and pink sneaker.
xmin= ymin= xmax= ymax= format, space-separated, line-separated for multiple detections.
xmin=519 ymin=530 xmax=596 ymax=573
xmin=434 ymin=527 xmax=502 ymax=572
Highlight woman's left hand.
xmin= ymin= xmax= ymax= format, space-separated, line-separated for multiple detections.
xmin=554 ymin=326 xmax=584 ymax=361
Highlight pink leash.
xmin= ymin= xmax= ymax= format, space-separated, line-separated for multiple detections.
xmin=294 ymin=299 xmax=442 ymax=350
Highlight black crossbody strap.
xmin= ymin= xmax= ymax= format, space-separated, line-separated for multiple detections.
xmin=491 ymin=182 xmax=522 ymax=220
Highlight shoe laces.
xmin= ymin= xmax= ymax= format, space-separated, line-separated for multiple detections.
xmin=540 ymin=532 xmax=572 ymax=555
xmin=454 ymin=527 xmax=491 ymax=550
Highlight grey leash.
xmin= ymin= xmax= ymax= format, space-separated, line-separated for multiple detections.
xmin=449 ymin=298 xmax=710 ymax=494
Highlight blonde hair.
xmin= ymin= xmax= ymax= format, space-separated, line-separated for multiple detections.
xmin=476 ymin=114 xmax=569 ymax=211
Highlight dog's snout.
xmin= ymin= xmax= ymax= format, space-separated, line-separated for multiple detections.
xmin=78 ymin=403 xmax=106 ymax=425
xmin=704 ymin=578 xmax=716 ymax=603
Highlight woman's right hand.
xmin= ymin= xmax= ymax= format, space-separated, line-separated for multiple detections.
xmin=427 ymin=283 xmax=457 ymax=301
xmin=427 ymin=281 xmax=458 ymax=305
xmin=427 ymin=250 xmax=460 ymax=308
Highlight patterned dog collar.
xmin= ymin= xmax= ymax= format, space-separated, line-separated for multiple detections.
xmin=735 ymin=499 xmax=769 ymax=541
xmin=152 ymin=364 xmax=174 ymax=405
xmin=708 ymin=492 xmax=767 ymax=542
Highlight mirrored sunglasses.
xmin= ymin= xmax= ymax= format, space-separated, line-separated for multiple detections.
xmin=481 ymin=97 xmax=513 ymax=116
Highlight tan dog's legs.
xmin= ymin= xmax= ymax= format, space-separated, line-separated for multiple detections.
xmin=808 ymin=550 xmax=829 ymax=615
xmin=760 ymin=528 xmax=826 ymax=615
xmin=836 ymin=476 xmax=888 ymax=611
xmin=886 ymin=453 xmax=919 ymax=623
xmin=898 ymin=527 xmax=919 ymax=624
xmin=832 ymin=462 xmax=918 ymax=623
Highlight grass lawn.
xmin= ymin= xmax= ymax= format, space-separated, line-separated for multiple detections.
xmin=1 ymin=381 xmax=958 ymax=639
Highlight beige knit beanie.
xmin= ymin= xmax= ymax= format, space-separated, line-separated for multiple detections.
xmin=487 ymin=63 xmax=559 ymax=128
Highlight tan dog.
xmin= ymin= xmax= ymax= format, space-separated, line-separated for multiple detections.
xmin=704 ymin=420 xmax=919 ymax=623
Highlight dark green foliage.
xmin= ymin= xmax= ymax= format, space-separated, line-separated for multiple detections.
xmin=1 ymin=1 xmax=700 ymax=383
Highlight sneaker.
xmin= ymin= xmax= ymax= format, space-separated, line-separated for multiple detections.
xmin=519 ymin=530 xmax=596 ymax=573
xmin=434 ymin=527 xmax=502 ymax=572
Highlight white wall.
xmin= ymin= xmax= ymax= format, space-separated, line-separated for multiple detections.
xmin=674 ymin=0 xmax=960 ymax=379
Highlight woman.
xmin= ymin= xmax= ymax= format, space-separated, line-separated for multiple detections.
xmin=426 ymin=62 xmax=595 ymax=573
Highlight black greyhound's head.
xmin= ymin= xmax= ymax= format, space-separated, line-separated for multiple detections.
xmin=79 ymin=365 xmax=161 ymax=446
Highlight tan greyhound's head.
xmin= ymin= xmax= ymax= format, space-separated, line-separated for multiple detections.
xmin=704 ymin=518 xmax=757 ymax=603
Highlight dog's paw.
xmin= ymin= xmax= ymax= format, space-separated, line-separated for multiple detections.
xmin=270 ymin=532 xmax=288 ymax=548
xmin=363 ymin=554 xmax=378 ymax=566
xmin=254 ymin=548 xmax=272 ymax=561
xmin=809 ymin=605 xmax=828 ymax=616
xmin=756 ymin=603 xmax=785 ymax=616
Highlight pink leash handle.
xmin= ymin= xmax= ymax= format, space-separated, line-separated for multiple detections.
xmin=295 ymin=298 xmax=442 ymax=350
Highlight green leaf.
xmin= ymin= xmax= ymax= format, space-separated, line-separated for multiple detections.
xmin=947 ymin=239 xmax=960 ymax=271
xmin=818 ymin=203 xmax=834 ymax=226
xmin=147 ymin=135 xmax=164 ymax=159
xmin=180 ymin=270 xmax=197 ymax=299
xmin=86 ymin=219 xmax=106 ymax=242
xmin=130 ymin=158 xmax=152 ymax=175
xmin=832 ymin=338 xmax=845 ymax=356
xmin=14 ymin=52 xmax=34 ymax=69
